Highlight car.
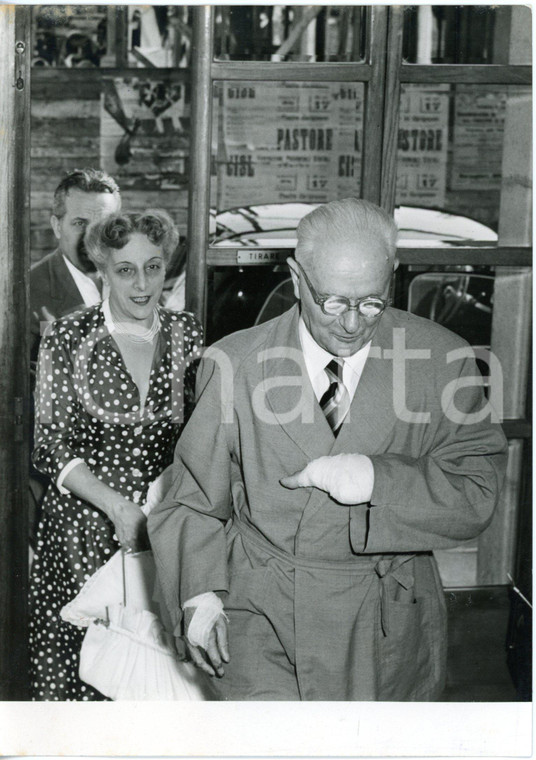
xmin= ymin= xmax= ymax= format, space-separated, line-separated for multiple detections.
xmin=163 ymin=203 xmax=497 ymax=346
xmin=210 ymin=203 xmax=497 ymax=247
xmin=196 ymin=203 xmax=497 ymax=345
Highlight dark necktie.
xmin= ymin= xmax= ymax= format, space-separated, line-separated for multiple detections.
xmin=320 ymin=359 xmax=350 ymax=436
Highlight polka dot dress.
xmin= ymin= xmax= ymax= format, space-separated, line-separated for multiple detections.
xmin=29 ymin=303 xmax=202 ymax=701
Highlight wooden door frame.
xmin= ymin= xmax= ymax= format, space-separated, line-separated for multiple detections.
xmin=0 ymin=3 xmax=31 ymax=700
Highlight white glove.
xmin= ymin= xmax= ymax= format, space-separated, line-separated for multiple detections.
xmin=280 ymin=453 xmax=374 ymax=505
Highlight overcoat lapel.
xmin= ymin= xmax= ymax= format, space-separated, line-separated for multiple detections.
xmin=261 ymin=305 xmax=335 ymax=461
xmin=331 ymin=313 xmax=398 ymax=456
xmin=296 ymin=310 xmax=399 ymax=536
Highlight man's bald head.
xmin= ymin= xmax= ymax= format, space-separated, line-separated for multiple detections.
xmin=288 ymin=198 xmax=399 ymax=356
xmin=295 ymin=197 xmax=398 ymax=275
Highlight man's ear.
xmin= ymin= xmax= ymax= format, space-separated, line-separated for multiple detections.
xmin=286 ymin=257 xmax=301 ymax=301
xmin=50 ymin=215 xmax=61 ymax=240
xmin=393 ymin=256 xmax=400 ymax=273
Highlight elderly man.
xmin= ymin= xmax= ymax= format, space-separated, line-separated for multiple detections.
xmin=148 ymin=198 xmax=507 ymax=701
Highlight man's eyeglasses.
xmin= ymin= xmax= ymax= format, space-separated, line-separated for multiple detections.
xmin=296 ymin=260 xmax=390 ymax=318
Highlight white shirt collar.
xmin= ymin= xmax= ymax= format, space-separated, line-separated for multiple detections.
xmin=298 ymin=316 xmax=371 ymax=402
xmin=62 ymin=255 xmax=106 ymax=307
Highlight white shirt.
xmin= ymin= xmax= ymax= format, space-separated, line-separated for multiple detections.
xmin=298 ymin=317 xmax=371 ymax=403
xmin=63 ymin=255 xmax=108 ymax=306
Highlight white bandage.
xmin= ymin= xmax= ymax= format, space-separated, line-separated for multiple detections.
xmin=296 ymin=453 xmax=374 ymax=504
xmin=183 ymin=592 xmax=226 ymax=650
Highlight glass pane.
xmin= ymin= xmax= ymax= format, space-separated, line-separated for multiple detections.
xmin=32 ymin=5 xmax=107 ymax=67
xmin=100 ymin=76 xmax=190 ymax=190
xmin=30 ymin=70 xmax=191 ymax=299
xmin=32 ymin=6 xmax=192 ymax=68
xmin=210 ymin=80 xmax=364 ymax=233
xmin=402 ymin=5 xmax=532 ymax=64
xmin=126 ymin=6 xmax=192 ymax=68
xmin=214 ymin=6 xmax=366 ymax=62
xmin=395 ymin=83 xmax=531 ymax=239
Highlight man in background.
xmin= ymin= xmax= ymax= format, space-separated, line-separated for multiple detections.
xmin=30 ymin=167 xmax=121 ymax=366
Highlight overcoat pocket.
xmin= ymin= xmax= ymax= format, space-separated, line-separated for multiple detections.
xmin=376 ymin=591 xmax=446 ymax=700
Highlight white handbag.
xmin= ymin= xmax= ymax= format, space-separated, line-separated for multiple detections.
xmin=62 ymin=548 xmax=212 ymax=701
xmin=60 ymin=466 xmax=212 ymax=701
xmin=78 ymin=599 xmax=209 ymax=701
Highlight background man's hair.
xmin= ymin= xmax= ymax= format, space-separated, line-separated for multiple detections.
xmin=52 ymin=167 xmax=121 ymax=218
xmin=84 ymin=209 xmax=179 ymax=270
xmin=295 ymin=197 xmax=398 ymax=267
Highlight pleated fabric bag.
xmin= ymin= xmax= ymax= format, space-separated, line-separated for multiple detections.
xmin=78 ymin=602 xmax=209 ymax=701
xmin=60 ymin=467 xmax=212 ymax=700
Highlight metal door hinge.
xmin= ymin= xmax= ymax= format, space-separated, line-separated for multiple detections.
xmin=14 ymin=41 xmax=25 ymax=91
xmin=14 ymin=398 xmax=24 ymax=442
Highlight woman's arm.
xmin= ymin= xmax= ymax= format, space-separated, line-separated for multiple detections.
xmin=62 ymin=461 xmax=146 ymax=551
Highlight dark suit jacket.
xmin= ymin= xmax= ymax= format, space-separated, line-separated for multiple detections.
xmin=30 ymin=249 xmax=85 ymax=367
xmin=29 ymin=250 xmax=87 ymax=543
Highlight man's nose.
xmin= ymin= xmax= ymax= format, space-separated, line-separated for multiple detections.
xmin=339 ymin=308 xmax=360 ymax=333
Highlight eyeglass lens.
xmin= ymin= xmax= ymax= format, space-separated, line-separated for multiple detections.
xmin=323 ymin=298 xmax=384 ymax=316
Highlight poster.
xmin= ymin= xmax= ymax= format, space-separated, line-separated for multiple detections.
xmin=395 ymin=83 xmax=449 ymax=207
xmin=216 ymin=80 xmax=364 ymax=209
xmin=451 ymin=84 xmax=507 ymax=190
xmin=100 ymin=77 xmax=190 ymax=190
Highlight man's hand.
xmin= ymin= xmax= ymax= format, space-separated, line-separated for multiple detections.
xmin=183 ymin=605 xmax=230 ymax=677
xmin=280 ymin=453 xmax=374 ymax=505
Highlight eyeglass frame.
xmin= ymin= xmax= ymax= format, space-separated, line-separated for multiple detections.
xmin=294 ymin=260 xmax=392 ymax=317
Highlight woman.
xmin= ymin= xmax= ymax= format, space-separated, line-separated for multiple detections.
xmin=29 ymin=209 xmax=203 ymax=700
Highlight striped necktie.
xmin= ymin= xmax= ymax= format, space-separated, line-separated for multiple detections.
xmin=320 ymin=359 xmax=350 ymax=436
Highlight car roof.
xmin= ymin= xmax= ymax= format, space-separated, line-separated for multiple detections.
xmin=211 ymin=203 xmax=497 ymax=246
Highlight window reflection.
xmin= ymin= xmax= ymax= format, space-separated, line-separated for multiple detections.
xmin=32 ymin=5 xmax=107 ymax=68
xmin=31 ymin=5 xmax=193 ymax=68
xmin=214 ymin=6 xmax=366 ymax=62
xmin=211 ymin=80 xmax=364 ymax=211
xmin=402 ymin=5 xmax=531 ymax=64
xmin=396 ymin=84 xmax=531 ymax=231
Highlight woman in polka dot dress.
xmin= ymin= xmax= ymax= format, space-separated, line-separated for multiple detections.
xmin=29 ymin=209 xmax=203 ymax=700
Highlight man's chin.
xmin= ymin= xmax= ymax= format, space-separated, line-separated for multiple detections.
xmin=327 ymin=336 xmax=364 ymax=357
xmin=77 ymin=248 xmax=97 ymax=273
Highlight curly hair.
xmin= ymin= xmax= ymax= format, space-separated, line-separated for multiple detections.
xmin=84 ymin=209 xmax=179 ymax=270
xmin=52 ymin=168 xmax=121 ymax=218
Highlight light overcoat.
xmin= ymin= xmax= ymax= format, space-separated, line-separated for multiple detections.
xmin=148 ymin=305 xmax=507 ymax=700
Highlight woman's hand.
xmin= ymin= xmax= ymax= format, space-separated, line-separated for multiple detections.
xmin=109 ymin=498 xmax=148 ymax=552
xmin=60 ymin=461 xmax=148 ymax=550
